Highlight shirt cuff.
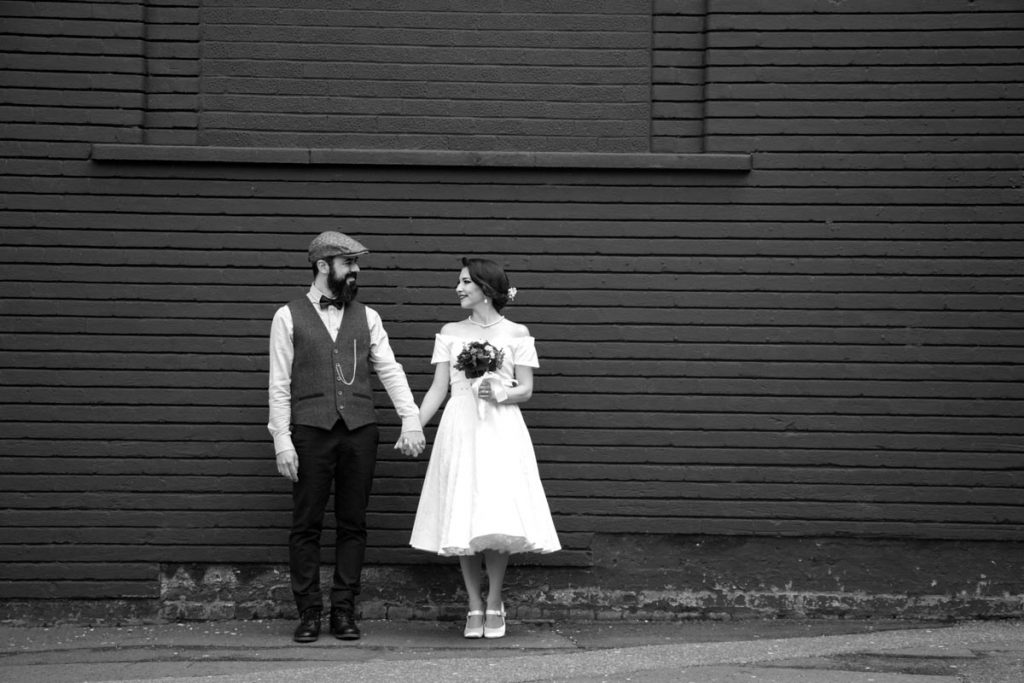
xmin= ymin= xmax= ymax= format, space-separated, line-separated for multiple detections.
xmin=400 ymin=417 xmax=423 ymax=434
xmin=273 ymin=432 xmax=296 ymax=455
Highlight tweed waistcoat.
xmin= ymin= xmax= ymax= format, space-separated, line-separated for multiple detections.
xmin=287 ymin=298 xmax=376 ymax=431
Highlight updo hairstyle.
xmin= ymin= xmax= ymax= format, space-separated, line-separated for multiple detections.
xmin=462 ymin=257 xmax=512 ymax=312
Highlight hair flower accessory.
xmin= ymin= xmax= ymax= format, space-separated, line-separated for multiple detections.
xmin=506 ymin=287 xmax=518 ymax=304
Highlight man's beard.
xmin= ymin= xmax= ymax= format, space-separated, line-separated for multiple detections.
xmin=328 ymin=268 xmax=358 ymax=303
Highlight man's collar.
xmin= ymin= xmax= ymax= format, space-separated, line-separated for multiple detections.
xmin=308 ymin=283 xmax=332 ymax=301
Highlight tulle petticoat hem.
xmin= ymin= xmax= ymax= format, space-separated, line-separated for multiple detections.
xmin=412 ymin=533 xmax=561 ymax=557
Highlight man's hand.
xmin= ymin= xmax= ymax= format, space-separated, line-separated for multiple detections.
xmin=395 ymin=430 xmax=426 ymax=458
xmin=276 ymin=449 xmax=299 ymax=482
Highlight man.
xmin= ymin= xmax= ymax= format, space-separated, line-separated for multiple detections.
xmin=268 ymin=231 xmax=425 ymax=643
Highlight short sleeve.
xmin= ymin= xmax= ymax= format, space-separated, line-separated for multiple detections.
xmin=431 ymin=334 xmax=452 ymax=364
xmin=511 ymin=337 xmax=540 ymax=368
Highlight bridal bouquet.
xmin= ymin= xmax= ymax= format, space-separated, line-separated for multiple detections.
xmin=455 ymin=341 xmax=505 ymax=379
xmin=455 ymin=341 xmax=512 ymax=419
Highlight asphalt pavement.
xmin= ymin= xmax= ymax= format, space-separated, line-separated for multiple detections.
xmin=1 ymin=617 xmax=1022 ymax=682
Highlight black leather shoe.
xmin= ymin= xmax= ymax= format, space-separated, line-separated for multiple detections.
xmin=292 ymin=608 xmax=321 ymax=643
xmin=329 ymin=608 xmax=361 ymax=640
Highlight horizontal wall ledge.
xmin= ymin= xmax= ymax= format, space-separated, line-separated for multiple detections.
xmin=91 ymin=145 xmax=752 ymax=172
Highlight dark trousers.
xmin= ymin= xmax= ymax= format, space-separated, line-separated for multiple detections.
xmin=289 ymin=420 xmax=379 ymax=614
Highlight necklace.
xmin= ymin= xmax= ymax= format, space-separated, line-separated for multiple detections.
xmin=467 ymin=315 xmax=505 ymax=328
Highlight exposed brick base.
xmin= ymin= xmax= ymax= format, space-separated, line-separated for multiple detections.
xmin=4 ymin=536 xmax=1023 ymax=625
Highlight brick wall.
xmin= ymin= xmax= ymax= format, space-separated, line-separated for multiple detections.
xmin=197 ymin=0 xmax=652 ymax=151
xmin=143 ymin=0 xmax=201 ymax=145
xmin=1 ymin=0 xmax=1022 ymax=607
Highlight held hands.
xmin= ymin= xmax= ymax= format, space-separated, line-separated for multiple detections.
xmin=395 ymin=430 xmax=426 ymax=458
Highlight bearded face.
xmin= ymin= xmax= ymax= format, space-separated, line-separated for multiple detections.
xmin=327 ymin=259 xmax=359 ymax=303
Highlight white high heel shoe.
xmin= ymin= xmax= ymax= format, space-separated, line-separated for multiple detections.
xmin=464 ymin=610 xmax=484 ymax=639
xmin=483 ymin=603 xmax=506 ymax=639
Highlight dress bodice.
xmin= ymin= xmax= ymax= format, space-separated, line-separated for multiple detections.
xmin=432 ymin=334 xmax=540 ymax=387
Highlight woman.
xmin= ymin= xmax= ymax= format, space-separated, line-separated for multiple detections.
xmin=410 ymin=258 xmax=560 ymax=639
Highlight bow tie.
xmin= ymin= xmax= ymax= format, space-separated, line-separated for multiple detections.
xmin=319 ymin=296 xmax=345 ymax=310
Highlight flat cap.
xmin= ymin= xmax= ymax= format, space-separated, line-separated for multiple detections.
xmin=307 ymin=231 xmax=369 ymax=263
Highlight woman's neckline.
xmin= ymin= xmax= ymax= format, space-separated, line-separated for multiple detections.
xmin=466 ymin=315 xmax=505 ymax=328
xmin=438 ymin=331 xmax=532 ymax=341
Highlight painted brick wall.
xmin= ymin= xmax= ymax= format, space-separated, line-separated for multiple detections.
xmin=198 ymin=0 xmax=652 ymax=151
xmin=143 ymin=0 xmax=201 ymax=145
xmin=1 ymin=0 xmax=1022 ymax=603
xmin=653 ymin=0 xmax=707 ymax=152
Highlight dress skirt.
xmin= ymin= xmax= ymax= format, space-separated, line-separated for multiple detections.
xmin=410 ymin=382 xmax=561 ymax=556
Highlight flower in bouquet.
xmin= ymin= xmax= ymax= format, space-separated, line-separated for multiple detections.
xmin=455 ymin=341 xmax=512 ymax=419
xmin=454 ymin=341 xmax=505 ymax=379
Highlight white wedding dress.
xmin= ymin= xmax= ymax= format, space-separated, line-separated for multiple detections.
xmin=410 ymin=334 xmax=561 ymax=556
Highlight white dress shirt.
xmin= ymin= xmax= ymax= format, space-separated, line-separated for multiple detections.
xmin=268 ymin=285 xmax=423 ymax=455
